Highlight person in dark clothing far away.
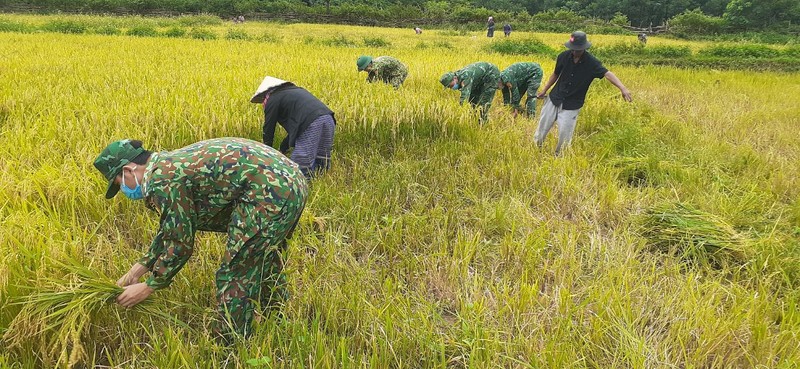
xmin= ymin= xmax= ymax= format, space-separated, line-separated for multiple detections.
xmin=535 ymin=31 xmax=632 ymax=156
xmin=251 ymin=76 xmax=336 ymax=178
xmin=487 ymin=16 xmax=495 ymax=37
xmin=638 ymin=32 xmax=648 ymax=45
xmin=503 ymin=23 xmax=512 ymax=37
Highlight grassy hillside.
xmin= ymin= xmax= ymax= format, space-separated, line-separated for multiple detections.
xmin=0 ymin=15 xmax=799 ymax=368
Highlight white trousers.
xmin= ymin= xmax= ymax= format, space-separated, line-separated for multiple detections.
xmin=534 ymin=97 xmax=581 ymax=155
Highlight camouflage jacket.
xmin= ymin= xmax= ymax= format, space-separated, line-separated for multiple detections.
xmin=367 ymin=56 xmax=408 ymax=88
xmin=500 ymin=62 xmax=543 ymax=108
xmin=454 ymin=62 xmax=500 ymax=105
xmin=137 ymin=138 xmax=305 ymax=289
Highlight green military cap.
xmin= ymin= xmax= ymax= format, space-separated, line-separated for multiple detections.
xmin=356 ymin=55 xmax=373 ymax=71
xmin=439 ymin=72 xmax=455 ymax=88
xmin=93 ymin=139 xmax=144 ymax=199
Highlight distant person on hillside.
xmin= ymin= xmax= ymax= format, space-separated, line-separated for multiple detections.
xmin=251 ymin=76 xmax=336 ymax=178
xmin=356 ymin=55 xmax=409 ymax=89
xmin=638 ymin=32 xmax=648 ymax=45
xmin=440 ymin=61 xmax=500 ymax=124
xmin=94 ymin=137 xmax=307 ymax=342
xmin=499 ymin=61 xmax=543 ymax=118
xmin=414 ymin=27 xmax=423 ymax=35
xmin=503 ymin=23 xmax=512 ymax=37
xmin=238 ymin=15 xmax=245 ymax=23
xmin=535 ymin=31 xmax=632 ymax=156
xmin=487 ymin=16 xmax=495 ymax=38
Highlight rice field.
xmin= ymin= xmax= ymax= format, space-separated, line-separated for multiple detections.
xmin=1 ymin=13 xmax=799 ymax=369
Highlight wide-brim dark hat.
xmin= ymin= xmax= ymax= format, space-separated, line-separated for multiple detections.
xmin=564 ymin=31 xmax=591 ymax=50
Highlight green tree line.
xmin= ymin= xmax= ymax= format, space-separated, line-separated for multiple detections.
xmin=1 ymin=0 xmax=798 ymax=32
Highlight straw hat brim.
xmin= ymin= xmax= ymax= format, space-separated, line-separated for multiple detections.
xmin=250 ymin=76 xmax=292 ymax=103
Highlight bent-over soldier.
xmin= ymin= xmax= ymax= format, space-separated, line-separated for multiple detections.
xmin=357 ymin=55 xmax=409 ymax=89
xmin=439 ymin=61 xmax=500 ymax=124
xmin=499 ymin=62 xmax=544 ymax=117
xmin=95 ymin=137 xmax=307 ymax=341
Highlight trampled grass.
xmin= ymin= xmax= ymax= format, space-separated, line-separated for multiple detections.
xmin=1 ymin=13 xmax=799 ymax=368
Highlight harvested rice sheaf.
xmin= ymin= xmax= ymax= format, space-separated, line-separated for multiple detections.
xmin=2 ymin=258 xmax=189 ymax=368
xmin=640 ymin=202 xmax=752 ymax=267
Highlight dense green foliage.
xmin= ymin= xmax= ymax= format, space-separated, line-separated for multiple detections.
xmin=485 ymin=37 xmax=558 ymax=57
xmin=1 ymin=0 xmax=799 ymax=34
xmin=486 ymin=39 xmax=800 ymax=72
xmin=3 ymin=13 xmax=798 ymax=71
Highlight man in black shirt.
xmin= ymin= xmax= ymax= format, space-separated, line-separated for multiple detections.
xmin=535 ymin=31 xmax=632 ymax=156
xmin=251 ymin=76 xmax=336 ymax=178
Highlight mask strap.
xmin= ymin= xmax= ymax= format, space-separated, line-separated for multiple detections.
xmin=122 ymin=166 xmax=140 ymax=189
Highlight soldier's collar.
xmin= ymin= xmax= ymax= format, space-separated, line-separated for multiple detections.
xmin=141 ymin=151 xmax=162 ymax=195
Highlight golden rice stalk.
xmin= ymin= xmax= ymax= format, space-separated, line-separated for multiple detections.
xmin=3 ymin=257 xmax=190 ymax=368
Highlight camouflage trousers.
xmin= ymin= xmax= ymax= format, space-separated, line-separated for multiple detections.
xmin=514 ymin=81 xmax=542 ymax=117
xmin=467 ymin=74 xmax=499 ymax=124
xmin=213 ymin=181 xmax=307 ymax=341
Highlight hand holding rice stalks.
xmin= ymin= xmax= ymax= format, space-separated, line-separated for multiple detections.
xmin=2 ymin=257 xmax=190 ymax=368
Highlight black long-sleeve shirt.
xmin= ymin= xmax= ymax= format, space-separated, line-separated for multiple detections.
xmin=262 ymin=85 xmax=335 ymax=153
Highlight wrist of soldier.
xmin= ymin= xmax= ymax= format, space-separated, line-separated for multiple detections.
xmin=131 ymin=263 xmax=149 ymax=278
xmin=145 ymin=277 xmax=167 ymax=290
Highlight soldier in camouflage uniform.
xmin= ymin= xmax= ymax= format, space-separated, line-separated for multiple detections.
xmin=439 ymin=61 xmax=500 ymax=124
xmin=94 ymin=137 xmax=307 ymax=340
xmin=356 ymin=55 xmax=408 ymax=89
xmin=499 ymin=62 xmax=544 ymax=117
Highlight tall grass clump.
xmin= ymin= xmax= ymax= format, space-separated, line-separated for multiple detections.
xmin=433 ymin=40 xmax=453 ymax=49
xmin=125 ymin=25 xmax=159 ymax=37
xmin=782 ymin=45 xmax=800 ymax=58
xmin=189 ymin=27 xmax=217 ymax=40
xmin=699 ymin=44 xmax=782 ymax=58
xmin=320 ymin=35 xmax=357 ymax=47
xmin=163 ymin=26 xmax=186 ymax=38
xmin=595 ymin=42 xmax=692 ymax=59
xmin=363 ymin=36 xmax=391 ymax=47
xmin=258 ymin=31 xmax=282 ymax=43
xmin=225 ymin=28 xmax=252 ymax=41
xmin=93 ymin=25 xmax=121 ymax=35
xmin=2 ymin=259 xmax=189 ymax=368
xmin=640 ymin=202 xmax=752 ymax=268
xmin=40 ymin=19 xmax=87 ymax=34
xmin=0 ymin=17 xmax=33 ymax=33
xmin=486 ymin=37 xmax=556 ymax=56
xmin=647 ymin=45 xmax=692 ymax=58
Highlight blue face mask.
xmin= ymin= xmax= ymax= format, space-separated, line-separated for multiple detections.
xmin=120 ymin=167 xmax=144 ymax=200
xmin=452 ymin=83 xmax=459 ymax=90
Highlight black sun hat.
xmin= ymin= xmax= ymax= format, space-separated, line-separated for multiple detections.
xmin=564 ymin=31 xmax=591 ymax=50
